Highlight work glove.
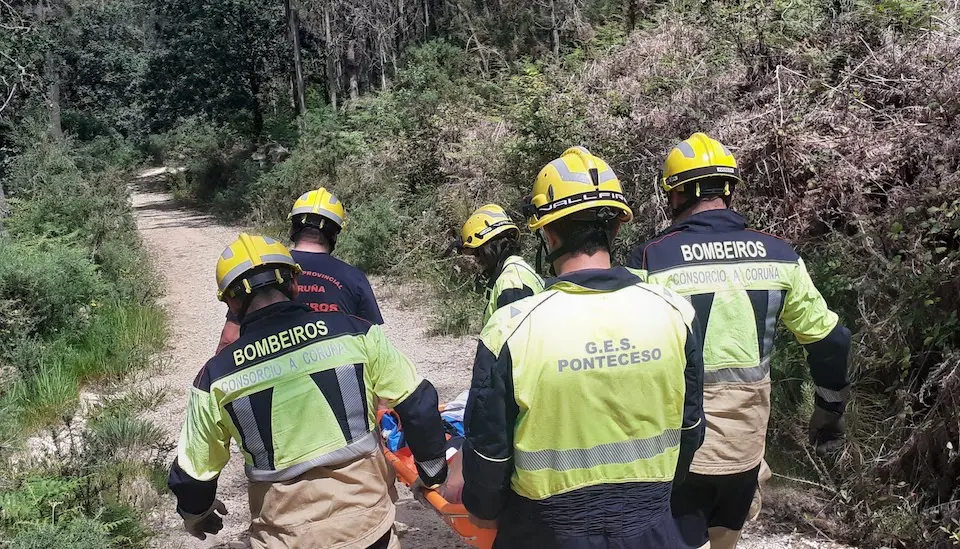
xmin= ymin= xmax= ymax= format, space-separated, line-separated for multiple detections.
xmin=808 ymin=406 xmax=845 ymax=456
xmin=411 ymin=477 xmax=440 ymax=507
xmin=180 ymin=499 xmax=227 ymax=540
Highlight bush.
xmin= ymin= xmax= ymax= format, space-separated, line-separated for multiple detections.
xmin=143 ymin=117 xmax=261 ymax=216
xmin=3 ymin=135 xmax=158 ymax=304
xmin=250 ymin=107 xmax=367 ymax=224
xmin=0 ymin=239 xmax=103 ymax=350
xmin=10 ymin=518 xmax=112 ymax=549
xmin=0 ymin=124 xmax=168 ymax=547
xmin=335 ymin=200 xmax=404 ymax=273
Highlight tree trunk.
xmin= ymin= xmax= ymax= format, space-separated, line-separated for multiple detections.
xmin=550 ymin=0 xmax=560 ymax=59
xmin=346 ymin=39 xmax=359 ymax=100
xmin=45 ymin=57 xmax=63 ymax=140
xmin=0 ymin=180 xmax=8 ymax=221
xmin=423 ymin=0 xmax=430 ymax=34
xmin=379 ymin=39 xmax=388 ymax=89
xmin=250 ymin=67 xmax=263 ymax=136
xmin=39 ymin=1 xmax=62 ymax=140
xmin=397 ymin=0 xmax=405 ymax=50
xmin=323 ymin=0 xmax=337 ymax=110
xmin=624 ymin=0 xmax=638 ymax=32
xmin=286 ymin=1 xmax=306 ymax=115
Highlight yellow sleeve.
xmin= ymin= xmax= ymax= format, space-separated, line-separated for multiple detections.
xmin=176 ymin=386 xmax=231 ymax=481
xmin=364 ymin=324 xmax=422 ymax=406
xmin=780 ymin=258 xmax=839 ymax=345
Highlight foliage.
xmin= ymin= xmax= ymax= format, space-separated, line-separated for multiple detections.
xmin=53 ymin=0 xmax=151 ymax=139
xmin=4 ymin=132 xmax=154 ymax=303
xmin=0 ymin=123 xmax=167 ymax=546
xmin=0 ymin=239 xmax=103 ymax=349
xmin=144 ymin=0 xmax=288 ymax=134
xmin=9 ymin=517 xmax=113 ymax=549
xmin=335 ymin=200 xmax=404 ymax=272
xmin=143 ymin=117 xmax=264 ymax=216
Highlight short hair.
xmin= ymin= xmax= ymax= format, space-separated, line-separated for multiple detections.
xmin=293 ymin=226 xmax=333 ymax=248
xmin=547 ymin=216 xmax=612 ymax=257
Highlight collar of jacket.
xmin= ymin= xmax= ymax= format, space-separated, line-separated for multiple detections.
xmin=545 ymin=266 xmax=641 ymax=293
xmin=660 ymin=209 xmax=748 ymax=236
xmin=486 ymin=254 xmax=525 ymax=289
xmin=240 ymin=300 xmax=312 ymax=331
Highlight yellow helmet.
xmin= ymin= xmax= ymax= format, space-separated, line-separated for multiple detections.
xmin=289 ymin=187 xmax=346 ymax=234
xmin=525 ymin=146 xmax=633 ymax=230
xmin=459 ymin=204 xmax=519 ymax=250
xmin=661 ymin=133 xmax=742 ymax=195
xmin=215 ymin=233 xmax=302 ymax=301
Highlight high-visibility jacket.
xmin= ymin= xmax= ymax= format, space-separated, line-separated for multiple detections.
xmin=482 ymin=255 xmax=545 ymax=324
xmin=169 ymin=301 xmax=446 ymax=548
xmin=462 ymin=267 xmax=704 ymax=546
xmin=628 ymin=209 xmax=851 ymax=476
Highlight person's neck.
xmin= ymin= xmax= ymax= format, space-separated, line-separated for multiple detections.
xmin=674 ymin=198 xmax=727 ymax=224
xmin=244 ymin=294 xmax=291 ymax=317
xmin=554 ymin=250 xmax=611 ymax=276
xmin=293 ymin=241 xmax=330 ymax=253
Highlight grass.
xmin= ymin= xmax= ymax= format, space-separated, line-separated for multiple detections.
xmin=0 ymin=131 xmax=171 ymax=547
xmin=1 ymin=304 xmax=167 ymax=433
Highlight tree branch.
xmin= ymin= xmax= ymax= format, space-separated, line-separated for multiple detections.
xmin=0 ymin=82 xmax=16 ymax=115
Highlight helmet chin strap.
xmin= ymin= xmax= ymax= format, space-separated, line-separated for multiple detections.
xmin=535 ymin=231 xmax=553 ymax=277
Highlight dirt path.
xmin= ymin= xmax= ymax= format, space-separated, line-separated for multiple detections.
xmin=132 ymin=183 xmax=850 ymax=549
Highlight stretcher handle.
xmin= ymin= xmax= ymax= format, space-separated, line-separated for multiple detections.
xmin=383 ymin=448 xmax=452 ymax=510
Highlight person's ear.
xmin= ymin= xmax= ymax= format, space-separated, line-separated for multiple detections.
xmin=668 ymin=192 xmax=683 ymax=210
xmin=289 ymin=279 xmax=299 ymax=300
xmin=542 ymin=226 xmax=561 ymax=252
xmin=225 ymin=295 xmax=242 ymax=315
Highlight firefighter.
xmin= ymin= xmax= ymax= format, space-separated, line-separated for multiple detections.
xmin=170 ymin=234 xmax=447 ymax=549
xmin=457 ymin=204 xmax=544 ymax=323
xmin=217 ymin=188 xmax=382 ymax=353
xmin=628 ymin=133 xmax=852 ymax=549
xmin=459 ymin=147 xmax=705 ymax=548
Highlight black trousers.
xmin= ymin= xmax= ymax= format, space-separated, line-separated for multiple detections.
xmin=366 ymin=529 xmax=392 ymax=549
xmin=671 ymin=464 xmax=761 ymax=548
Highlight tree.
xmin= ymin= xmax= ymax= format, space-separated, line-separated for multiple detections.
xmin=54 ymin=0 xmax=150 ymax=138
xmin=144 ymin=0 xmax=288 ymax=134
xmin=286 ymin=0 xmax=306 ymax=114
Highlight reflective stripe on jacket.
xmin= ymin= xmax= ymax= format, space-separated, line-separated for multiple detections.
xmin=628 ymin=209 xmax=851 ymax=475
xmin=483 ymin=255 xmax=545 ymax=324
xmin=462 ymin=267 xmax=704 ymax=535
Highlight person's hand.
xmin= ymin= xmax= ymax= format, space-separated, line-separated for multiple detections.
xmin=411 ymin=478 xmax=439 ymax=507
xmin=809 ymin=406 xmax=845 ymax=456
xmin=468 ymin=513 xmax=498 ymax=529
xmin=181 ymin=499 xmax=228 ymax=540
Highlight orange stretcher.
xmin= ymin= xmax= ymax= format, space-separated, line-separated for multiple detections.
xmin=377 ymin=409 xmax=497 ymax=549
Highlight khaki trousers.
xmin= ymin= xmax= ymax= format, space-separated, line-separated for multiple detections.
xmin=247 ymin=450 xmax=398 ymax=549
